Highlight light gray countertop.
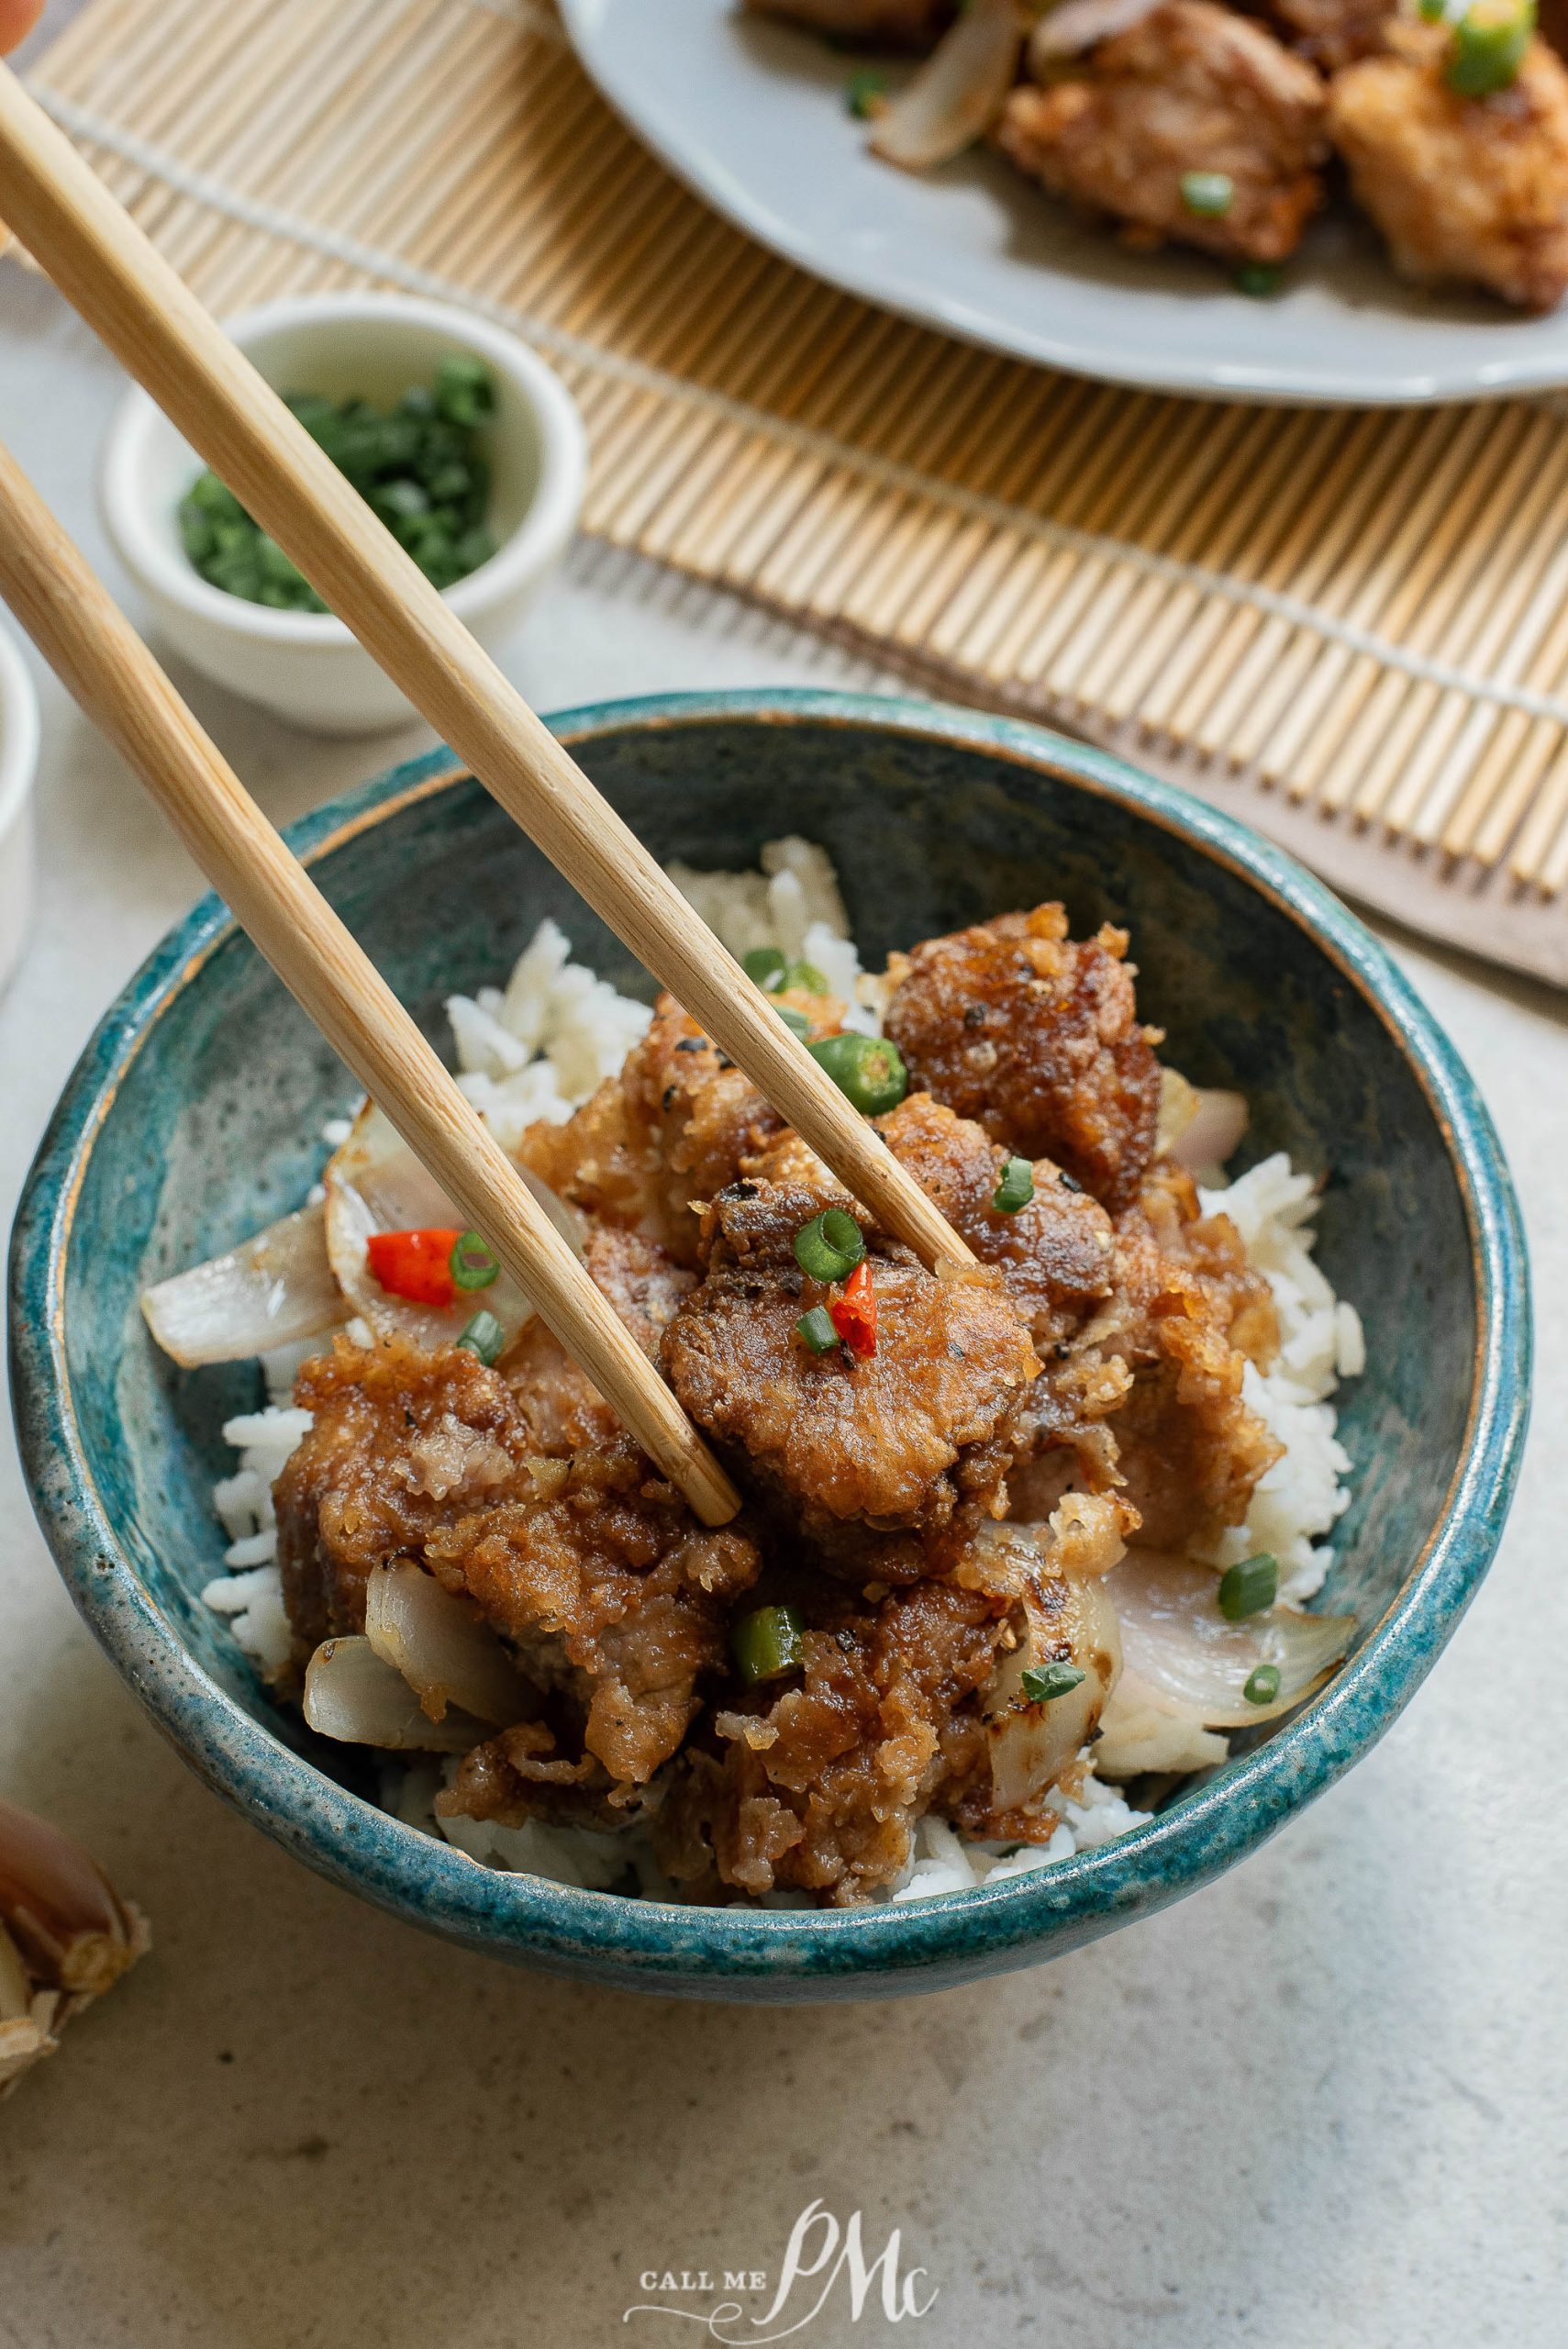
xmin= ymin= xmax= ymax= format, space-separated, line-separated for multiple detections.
xmin=2 ymin=266 xmax=1564 ymax=2349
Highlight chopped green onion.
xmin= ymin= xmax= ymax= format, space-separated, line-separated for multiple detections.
xmin=782 ymin=958 xmax=830 ymax=995
xmin=435 ymin=351 xmax=496 ymax=429
xmin=776 ymin=1004 xmax=812 ymax=1040
xmin=742 ymin=946 xmax=787 ymax=990
xmin=1244 ymin=1664 xmax=1282 ymax=1706
xmin=1218 ymin=1553 xmax=1278 ymax=1621
xmin=450 ymin=1230 xmax=500 ymax=1291
xmin=807 ymin=1031 xmax=908 ymax=1116
xmin=845 ymin=70 xmax=885 ymax=118
xmin=795 ymin=1207 xmax=866 ymax=1284
xmin=1235 ymin=262 xmax=1284 ymax=299
xmin=795 ymin=1305 xmax=840 ymax=1354
xmin=732 ymin=1604 xmax=806 ymax=1684
xmin=1181 ymin=172 xmax=1235 ymax=217
xmin=179 ymin=359 xmax=497 ymax=609
xmin=992 ymin=1155 xmax=1035 ymax=1214
xmin=1418 ymin=0 xmax=1451 ymax=16
xmin=1022 ymin=1663 xmax=1086 ymax=1704
xmin=455 ymin=1308 xmax=506 ymax=1365
xmin=1446 ymin=0 xmax=1534 ymax=95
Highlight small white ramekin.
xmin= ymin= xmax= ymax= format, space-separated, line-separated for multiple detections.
xmin=0 ymin=621 xmax=39 ymax=998
xmin=98 ymin=294 xmax=588 ymax=736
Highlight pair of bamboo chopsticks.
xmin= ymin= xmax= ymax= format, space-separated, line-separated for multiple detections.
xmin=0 ymin=62 xmax=976 ymax=1530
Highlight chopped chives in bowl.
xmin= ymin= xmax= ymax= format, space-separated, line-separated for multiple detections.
xmin=177 ymin=355 xmax=499 ymax=611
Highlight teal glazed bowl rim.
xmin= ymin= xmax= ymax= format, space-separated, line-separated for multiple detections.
xmin=9 ymin=690 xmax=1531 ymax=2000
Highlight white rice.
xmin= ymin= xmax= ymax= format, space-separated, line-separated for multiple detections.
xmin=1197 ymin=1154 xmax=1362 ymax=1605
xmin=200 ymin=844 xmax=1362 ymax=1900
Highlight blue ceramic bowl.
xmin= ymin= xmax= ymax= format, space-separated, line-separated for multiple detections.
xmin=9 ymin=692 xmax=1530 ymax=2001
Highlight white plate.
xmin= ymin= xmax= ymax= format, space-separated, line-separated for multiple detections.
xmin=559 ymin=0 xmax=1568 ymax=405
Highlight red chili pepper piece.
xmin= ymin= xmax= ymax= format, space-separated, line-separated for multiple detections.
xmin=829 ymin=1259 xmax=876 ymax=1360
xmin=365 ymin=1227 xmax=462 ymax=1308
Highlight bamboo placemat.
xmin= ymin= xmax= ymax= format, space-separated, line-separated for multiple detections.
xmin=11 ymin=0 xmax=1568 ymax=985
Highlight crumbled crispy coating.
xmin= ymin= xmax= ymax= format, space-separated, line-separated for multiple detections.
xmin=654 ymin=1575 xmax=1006 ymax=1905
xmin=884 ymin=902 xmax=1163 ymax=1210
xmin=517 ymin=988 xmax=841 ymax=1264
xmin=998 ymin=2 xmax=1329 ymax=264
xmin=1329 ymin=23 xmax=1568 ymax=311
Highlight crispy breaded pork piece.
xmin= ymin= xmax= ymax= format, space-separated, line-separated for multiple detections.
xmin=749 ymin=1095 xmax=1118 ymax=1348
xmin=1329 ymin=20 xmax=1568 ymax=311
xmin=997 ymin=2 xmax=1329 ymax=264
xmin=430 ymin=1436 xmax=762 ymax=1802
xmin=274 ymin=1229 xmax=695 ymax=1649
xmin=1011 ymin=1159 xmax=1282 ymax=1547
xmin=279 ymin=1334 xmax=762 ymax=1801
xmin=517 ymin=987 xmax=843 ymax=1264
xmin=746 ymin=0 xmax=952 ymax=41
xmin=498 ymin=1226 xmax=695 ymax=1454
xmin=277 ymin=1335 xmax=542 ymax=1653
xmin=883 ymin=902 xmax=1163 ymax=1212
xmin=875 ymin=1093 xmax=1118 ymax=1346
xmin=656 ymin=1576 xmax=1006 ymax=1904
xmin=660 ymin=1166 xmax=1040 ymax=1574
xmin=1264 ymin=0 xmax=1391 ymax=72
xmin=655 ymin=1497 xmax=1127 ymax=1904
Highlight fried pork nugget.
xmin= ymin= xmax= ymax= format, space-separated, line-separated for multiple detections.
xmin=1329 ymin=20 xmax=1568 ymax=311
xmin=998 ymin=0 xmax=1329 ymax=264
xmin=883 ymin=902 xmax=1162 ymax=1211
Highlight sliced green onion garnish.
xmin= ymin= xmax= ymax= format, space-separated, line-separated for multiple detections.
xmin=455 ymin=1308 xmax=506 ymax=1365
xmin=1446 ymin=0 xmax=1534 ymax=95
xmin=776 ymin=1004 xmax=812 ymax=1040
xmin=732 ymin=1604 xmax=806 ymax=1684
xmin=1218 ymin=1553 xmax=1278 ymax=1621
xmin=1244 ymin=1664 xmax=1282 ymax=1706
xmin=1235 ymin=262 xmax=1284 ymax=299
xmin=806 ymin=1031 xmax=908 ymax=1116
xmin=782 ymin=958 xmax=830 ymax=995
xmin=992 ymin=1155 xmax=1035 ymax=1215
xmin=845 ymin=70 xmax=885 ymax=118
xmin=450 ymin=1230 xmax=500 ymax=1291
xmin=1181 ymin=172 xmax=1234 ymax=217
xmin=742 ymin=945 xmax=787 ymax=990
xmin=1021 ymin=1663 xmax=1086 ymax=1704
xmin=795 ymin=1305 xmax=840 ymax=1354
xmin=795 ymin=1207 xmax=866 ymax=1284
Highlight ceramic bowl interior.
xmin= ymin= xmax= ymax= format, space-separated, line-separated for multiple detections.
xmin=9 ymin=695 xmax=1529 ymax=2001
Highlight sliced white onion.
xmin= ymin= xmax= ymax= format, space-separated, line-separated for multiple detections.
xmin=1168 ymin=1086 xmax=1249 ymax=1174
xmin=1095 ymin=1667 xmax=1232 ymax=1777
xmin=984 ymin=1572 xmax=1121 ymax=1812
xmin=303 ymin=1636 xmax=491 ymax=1752
xmin=364 ymin=1561 xmax=533 ymax=1728
xmin=1106 ymin=1549 xmax=1354 ymax=1729
xmin=140 ymin=1201 xmax=342 ymax=1367
xmin=1029 ymin=0 xmax=1161 ymax=62
xmin=871 ymin=0 xmax=1023 ymax=172
xmin=325 ymin=1100 xmax=577 ymax=1352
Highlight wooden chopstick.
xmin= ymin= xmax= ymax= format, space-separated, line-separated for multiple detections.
xmin=0 ymin=62 xmax=977 ymax=1281
xmin=0 ymin=438 xmax=743 ymax=1531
